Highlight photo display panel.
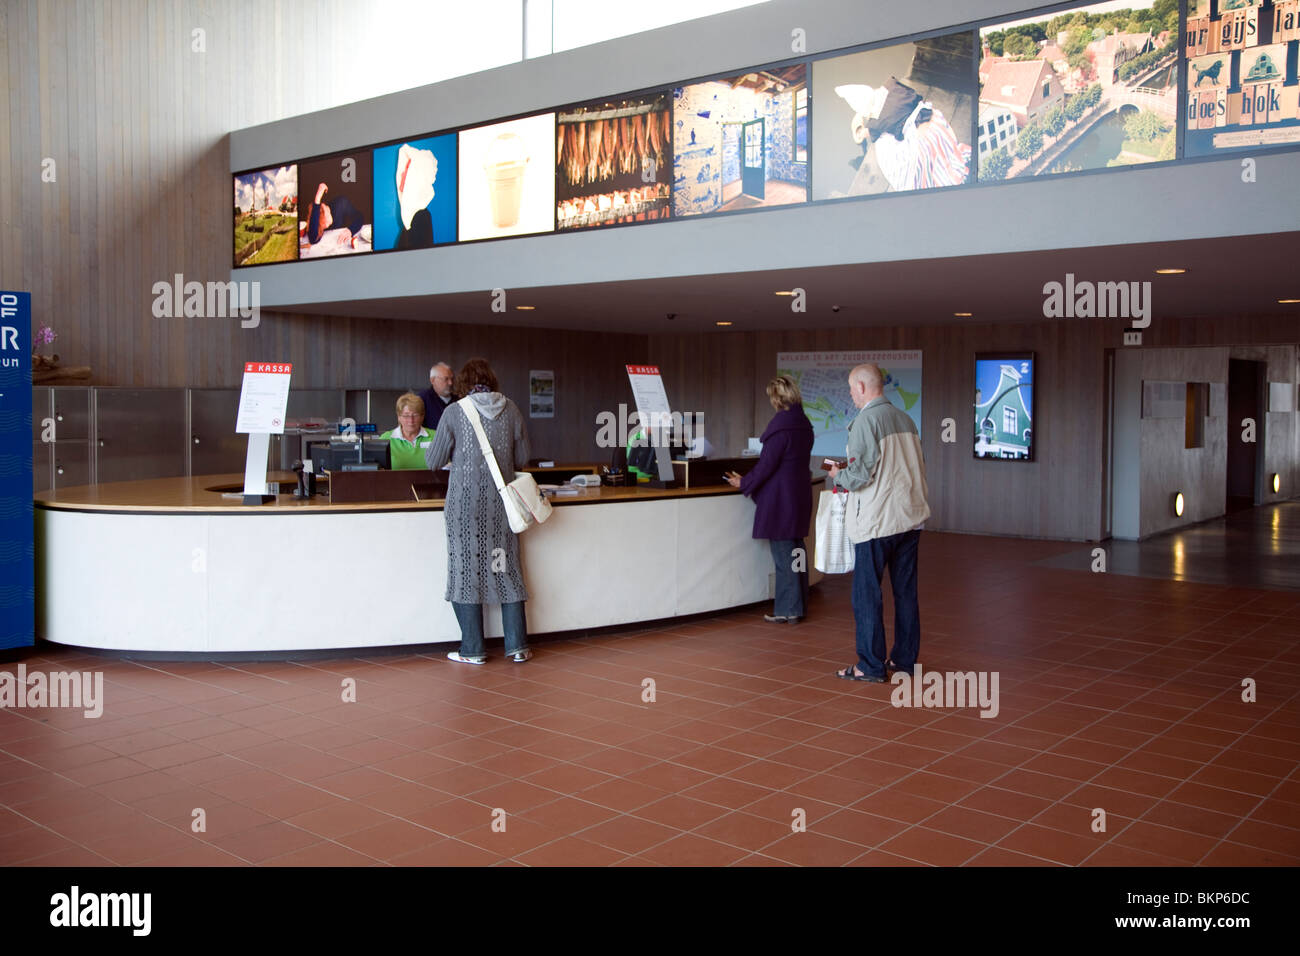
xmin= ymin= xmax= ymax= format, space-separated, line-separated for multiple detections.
xmin=1185 ymin=0 xmax=1300 ymax=155
xmin=672 ymin=65 xmax=808 ymax=216
xmin=373 ymin=133 xmax=459 ymax=250
xmin=977 ymin=1 xmax=1181 ymax=181
xmin=975 ymin=353 xmax=1035 ymax=460
xmin=297 ymin=150 xmax=374 ymax=259
xmin=233 ymin=165 xmax=299 ymax=266
xmin=458 ymin=113 xmax=557 ymax=241
xmin=811 ymin=32 xmax=976 ymax=198
xmin=557 ymin=93 xmax=673 ymax=230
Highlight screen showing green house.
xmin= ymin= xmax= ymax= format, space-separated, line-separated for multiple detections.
xmin=975 ymin=354 xmax=1034 ymax=460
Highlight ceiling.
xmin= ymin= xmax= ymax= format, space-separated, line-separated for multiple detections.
xmin=275 ymin=231 xmax=1300 ymax=334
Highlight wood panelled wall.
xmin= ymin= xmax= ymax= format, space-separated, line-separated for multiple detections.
xmin=648 ymin=314 xmax=1300 ymax=542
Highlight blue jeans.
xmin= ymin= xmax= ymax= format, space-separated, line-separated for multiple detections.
xmin=769 ymin=538 xmax=809 ymax=618
xmin=452 ymin=601 xmax=528 ymax=659
xmin=851 ymin=530 xmax=921 ymax=678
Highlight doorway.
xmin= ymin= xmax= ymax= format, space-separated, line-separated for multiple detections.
xmin=1226 ymin=358 xmax=1265 ymax=513
xmin=720 ymin=123 xmax=742 ymax=206
xmin=741 ymin=118 xmax=766 ymax=200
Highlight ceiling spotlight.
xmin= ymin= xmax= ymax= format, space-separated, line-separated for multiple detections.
xmin=1154 ymin=268 xmax=1186 ymax=275
xmin=774 ymin=291 xmax=794 ymax=296
xmin=953 ymin=312 xmax=973 ymax=317
xmin=715 ymin=321 xmax=733 ymax=327
xmin=514 ymin=305 xmax=536 ymax=310
xmin=1277 ymin=298 xmax=1300 ymax=304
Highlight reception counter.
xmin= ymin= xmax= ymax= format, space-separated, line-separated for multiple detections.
xmin=34 ymin=473 xmax=822 ymax=654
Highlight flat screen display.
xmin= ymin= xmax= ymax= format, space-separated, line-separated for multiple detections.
xmin=557 ymin=93 xmax=672 ymax=230
xmin=975 ymin=353 xmax=1035 ymax=460
xmin=977 ymin=1 xmax=1180 ymax=181
xmin=458 ymin=113 xmax=556 ymax=241
xmin=811 ymin=32 xmax=975 ymax=199
xmin=297 ymin=151 xmax=374 ymax=258
xmin=672 ymin=65 xmax=808 ymax=216
xmin=233 ymin=165 xmax=299 ymax=266
xmin=373 ymin=133 xmax=459 ymax=250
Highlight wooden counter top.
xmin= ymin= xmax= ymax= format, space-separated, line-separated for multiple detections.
xmin=32 ymin=471 xmax=795 ymax=514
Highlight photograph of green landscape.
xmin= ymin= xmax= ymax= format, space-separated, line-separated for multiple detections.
xmin=977 ymin=0 xmax=1180 ymax=181
xmin=234 ymin=165 xmax=299 ymax=265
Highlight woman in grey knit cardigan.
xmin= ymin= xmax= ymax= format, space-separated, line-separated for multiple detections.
xmin=424 ymin=358 xmax=533 ymax=664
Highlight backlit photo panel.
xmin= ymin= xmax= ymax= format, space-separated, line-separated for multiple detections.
xmin=233 ymin=165 xmax=298 ymax=266
xmin=373 ymin=134 xmax=459 ymax=250
xmin=458 ymin=113 xmax=557 ymax=241
xmin=298 ymin=151 xmax=374 ymax=258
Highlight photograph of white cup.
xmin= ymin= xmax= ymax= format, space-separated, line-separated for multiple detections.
xmin=484 ymin=133 xmax=530 ymax=228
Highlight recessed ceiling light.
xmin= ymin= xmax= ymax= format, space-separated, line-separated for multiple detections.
xmin=773 ymin=291 xmax=794 ymax=296
xmin=1278 ymin=298 xmax=1300 ymax=304
xmin=514 ymin=305 xmax=536 ymax=310
xmin=715 ymin=321 xmax=733 ymax=327
xmin=953 ymin=312 xmax=972 ymax=317
xmin=1154 ymin=268 xmax=1186 ymax=274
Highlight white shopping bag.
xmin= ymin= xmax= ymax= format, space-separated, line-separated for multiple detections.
xmin=814 ymin=488 xmax=855 ymax=574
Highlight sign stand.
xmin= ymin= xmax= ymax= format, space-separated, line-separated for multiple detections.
xmin=625 ymin=364 xmax=679 ymax=489
xmin=235 ymin=362 xmax=293 ymax=506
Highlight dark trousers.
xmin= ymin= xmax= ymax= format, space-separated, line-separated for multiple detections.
xmin=452 ymin=601 xmax=527 ymax=659
xmin=769 ymin=538 xmax=810 ymax=618
xmin=851 ymin=529 xmax=921 ymax=678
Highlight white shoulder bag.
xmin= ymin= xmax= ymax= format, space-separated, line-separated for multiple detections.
xmin=459 ymin=397 xmax=552 ymax=533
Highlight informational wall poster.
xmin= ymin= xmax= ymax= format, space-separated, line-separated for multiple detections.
xmin=529 ymin=369 xmax=555 ymax=418
xmin=975 ymin=354 xmax=1035 ymax=460
xmin=778 ymin=350 xmax=923 ymax=457
xmin=978 ymin=1 xmax=1179 ymax=181
xmin=236 ymin=362 xmax=293 ymax=434
xmin=0 ymin=291 xmax=33 ymax=648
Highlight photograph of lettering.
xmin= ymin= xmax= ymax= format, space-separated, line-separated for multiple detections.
xmin=977 ymin=1 xmax=1180 ymax=182
xmin=373 ymin=134 xmax=458 ymax=250
xmin=297 ymin=151 xmax=374 ymax=259
xmin=459 ymin=113 xmax=556 ymax=241
xmin=975 ymin=354 xmax=1035 ymax=460
xmin=1185 ymin=0 xmax=1300 ymax=156
xmin=233 ymin=165 xmax=298 ymax=267
xmin=672 ymin=65 xmax=807 ymax=216
xmin=556 ymin=93 xmax=672 ymax=231
xmin=811 ymin=33 xmax=974 ymax=199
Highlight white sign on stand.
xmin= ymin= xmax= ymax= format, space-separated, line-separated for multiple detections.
xmin=625 ymin=364 xmax=676 ymax=483
xmin=236 ymin=362 xmax=293 ymax=503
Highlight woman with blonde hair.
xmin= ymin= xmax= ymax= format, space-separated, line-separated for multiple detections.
xmin=725 ymin=375 xmax=816 ymax=622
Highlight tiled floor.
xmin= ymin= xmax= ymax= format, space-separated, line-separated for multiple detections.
xmin=2 ymin=524 xmax=1299 ymax=866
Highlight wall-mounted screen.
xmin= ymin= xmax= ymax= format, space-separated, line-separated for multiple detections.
xmin=459 ymin=113 xmax=556 ymax=241
xmin=812 ymin=32 xmax=975 ymax=198
xmin=673 ymin=65 xmax=808 ymax=216
xmin=374 ymin=133 xmax=458 ymax=250
xmin=298 ymin=151 xmax=374 ymax=258
xmin=1184 ymin=0 xmax=1300 ymax=156
xmin=233 ymin=165 xmax=299 ymax=266
xmin=557 ymin=93 xmax=672 ymax=231
xmin=975 ymin=353 xmax=1035 ymax=460
xmin=977 ymin=1 xmax=1180 ymax=181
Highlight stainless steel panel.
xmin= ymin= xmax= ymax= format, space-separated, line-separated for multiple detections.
xmin=33 ymin=442 xmax=51 ymax=493
xmin=52 ymin=441 xmax=90 ymax=489
xmin=50 ymin=387 xmax=91 ymax=441
xmin=94 ymin=389 xmax=187 ymax=484
xmin=189 ymin=389 xmax=256 ymax=477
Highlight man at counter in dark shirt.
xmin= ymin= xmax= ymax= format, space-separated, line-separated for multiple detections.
xmin=418 ymin=361 xmax=457 ymax=430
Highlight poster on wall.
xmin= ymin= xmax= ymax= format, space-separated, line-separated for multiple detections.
xmin=529 ymin=370 xmax=555 ymax=418
xmin=233 ymin=165 xmax=299 ymax=266
xmin=459 ymin=113 xmax=557 ymax=241
xmin=777 ymin=351 xmax=923 ymax=457
xmin=977 ymin=1 xmax=1180 ymax=182
xmin=1185 ymin=0 xmax=1300 ymax=155
xmin=974 ymin=353 xmax=1035 ymax=460
xmin=373 ymin=134 xmax=458 ymax=250
xmin=556 ymin=93 xmax=672 ymax=230
xmin=297 ymin=151 xmax=374 ymax=258
xmin=673 ymin=65 xmax=808 ymax=216
xmin=811 ymin=33 xmax=975 ymax=199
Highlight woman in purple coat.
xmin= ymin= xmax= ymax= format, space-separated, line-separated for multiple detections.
xmin=725 ymin=376 xmax=816 ymax=623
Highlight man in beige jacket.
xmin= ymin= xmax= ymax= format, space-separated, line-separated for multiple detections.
xmin=828 ymin=363 xmax=931 ymax=682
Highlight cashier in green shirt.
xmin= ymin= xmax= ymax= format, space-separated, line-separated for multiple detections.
xmin=380 ymin=393 xmax=436 ymax=469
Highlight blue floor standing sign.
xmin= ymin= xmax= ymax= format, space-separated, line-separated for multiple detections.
xmin=0 ymin=291 xmax=33 ymax=649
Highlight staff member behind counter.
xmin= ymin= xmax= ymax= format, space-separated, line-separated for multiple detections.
xmin=380 ymin=393 xmax=437 ymax=469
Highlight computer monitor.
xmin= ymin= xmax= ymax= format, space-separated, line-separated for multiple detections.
xmin=305 ymin=439 xmax=391 ymax=473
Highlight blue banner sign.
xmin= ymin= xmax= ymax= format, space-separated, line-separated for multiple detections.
xmin=0 ymin=291 xmax=33 ymax=649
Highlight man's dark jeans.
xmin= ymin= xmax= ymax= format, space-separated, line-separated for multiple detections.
xmin=851 ymin=529 xmax=921 ymax=678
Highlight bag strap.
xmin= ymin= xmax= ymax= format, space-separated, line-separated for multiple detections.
xmin=458 ymin=397 xmax=508 ymax=493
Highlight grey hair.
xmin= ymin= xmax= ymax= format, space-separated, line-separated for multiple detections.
xmin=429 ymin=362 xmax=452 ymax=379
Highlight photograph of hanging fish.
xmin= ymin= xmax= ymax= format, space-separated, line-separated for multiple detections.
xmin=555 ymin=92 xmax=673 ymax=231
